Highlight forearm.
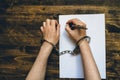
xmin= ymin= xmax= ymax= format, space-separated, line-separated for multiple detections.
xmin=79 ymin=41 xmax=101 ymax=80
xmin=26 ymin=42 xmax=53 ymax=80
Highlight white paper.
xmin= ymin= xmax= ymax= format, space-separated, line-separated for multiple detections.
xmin=59 ymin=14 xmax=106 ymax=79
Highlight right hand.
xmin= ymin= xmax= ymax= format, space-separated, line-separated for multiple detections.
xmin=65 ymin=18 xmax=87 ymax=42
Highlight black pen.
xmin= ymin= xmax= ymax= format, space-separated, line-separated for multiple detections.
xmin=72 ymin=25 xmax=88 ymax=30
xmin=69 ymin=22 xmax=87 ymax=30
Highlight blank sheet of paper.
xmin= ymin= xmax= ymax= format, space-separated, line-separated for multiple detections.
xmin=59 ymin=14 xmax=106 ymax=79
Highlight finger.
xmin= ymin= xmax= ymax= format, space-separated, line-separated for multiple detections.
xmin=66 ymin=19 xmax=73 ymax=24
xmin=66 ymin=18 xmax=80 ymax=24
xmin=46 ymin=19 xmax=50 ymax=26
xmin=51 ymin=19 xmax=58 ymax=26
xmin=55 ymin=20 xmax=58 ymax=25
xmin=66 ymin=18 xmax=77 ymax=24
xmin=51 ymin=20 xmax=56 ymax=27
xmin=65 ymin=24 xmax=72 ymax=34
xmin=57 ymin=24 xmax=60 ymax=35
xmin=40 ymin=26 xmax=44 ymax=32
xmin=55 ymin=20 xmax=59 ymax=29
xmin=43 ymin=22 xmax=46 ymax=27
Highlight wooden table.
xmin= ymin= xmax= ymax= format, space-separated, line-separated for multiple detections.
xmin=0 ymin=1 xmax=120 ymax=80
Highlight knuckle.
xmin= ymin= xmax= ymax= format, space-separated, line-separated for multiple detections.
xmin=51 ymin=19 xmax=56 ymax=22
xmin=82 ymin=23 xmax=86 ymax=27
xmin=74 ymin=18 xmax=80 ymax=21
xmin=46 ymin=19 xmax=50 ymax=21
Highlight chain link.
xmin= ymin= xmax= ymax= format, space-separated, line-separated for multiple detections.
xmin=59 ymin=50 xmax=78 ymax=56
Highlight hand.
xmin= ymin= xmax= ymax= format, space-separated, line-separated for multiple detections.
xmin=40 ymin=19 xmax=60 ymax=45
xmin=65 ymin=18 xmax=86 ymax=42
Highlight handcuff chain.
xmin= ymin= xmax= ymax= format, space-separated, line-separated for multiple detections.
xmin=59 ymin=50 xmax=77 ymax=56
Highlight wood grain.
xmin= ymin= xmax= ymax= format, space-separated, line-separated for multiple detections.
xmin=0 ymin=1 xmax=120 ymax=80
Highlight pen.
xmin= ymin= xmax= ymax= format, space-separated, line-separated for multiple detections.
xmin=69 ymin=23 xmax=87 ymax=30
xmin=72 ymin=25 xmax=88 ymax=30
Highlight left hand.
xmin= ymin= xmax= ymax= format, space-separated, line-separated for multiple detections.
xmin=40 ymin=19 xmax=60 ymax=45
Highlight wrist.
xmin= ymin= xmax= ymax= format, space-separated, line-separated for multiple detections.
xmin=38 ymin=42 xmax=53 ymax=58
xmin=76 ymin=36 xmax=90 ymax=51
xmin=78 ymin=40 xmax=89 ymax=48
xmin=43 ymin=41 xmax=53 ymax=48
xmin=44 ymin=38 xmax=57 ymax=45
xmin=42 ymin=39 xmax=58 ymax=53
xmin=76 ymin=36 xmax=90 ymax=45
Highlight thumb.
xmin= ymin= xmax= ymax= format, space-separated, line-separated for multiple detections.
xmin=65 ymin=24 xmax=72 ymax=34
xmin=40 ymin=26 xmax=44 ymax=32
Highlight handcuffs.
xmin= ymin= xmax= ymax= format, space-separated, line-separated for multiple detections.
xmin=41 ymin=22 xmax=90 ymax=56
xmin=59 ymin=36 xmax=91 ymax=56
